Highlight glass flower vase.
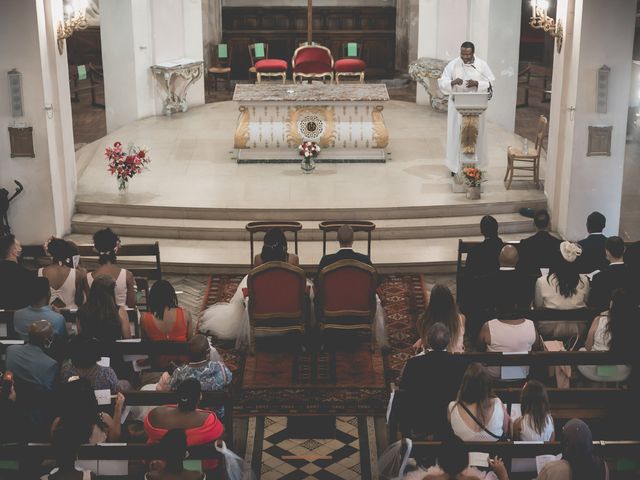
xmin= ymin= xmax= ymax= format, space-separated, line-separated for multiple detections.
xmin=301 ymin=156 xmax=316 ymax=174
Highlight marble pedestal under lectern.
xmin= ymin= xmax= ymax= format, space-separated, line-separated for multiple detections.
xmin=232 ymin=84 xmax=389 ymax=163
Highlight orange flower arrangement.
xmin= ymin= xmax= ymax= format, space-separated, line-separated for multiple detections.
xmin=461 ymin=165 xmax=486 ymax=187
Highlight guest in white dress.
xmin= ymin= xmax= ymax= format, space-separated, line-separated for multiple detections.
xmin=577 ymin=288 xmax=635 ymax=382
xmin=512 ymin=380 xmax=555 ymax=441
xmin=415 ymin=284 xmax=465 ymax=353
xmin=478 ymin=298 xmax=540 ymax=380
xmin=39 ymin=237 xmax=86 ymax=310
xmin=86 ymin=228 xmax=135 ymax=308
xmin=199 ymin=228 xmax=310 ymax=347
xmin=534 ymin=242 xmax=590 ymax=310
xmin=448 ymin=364 xmax=509 ymax=442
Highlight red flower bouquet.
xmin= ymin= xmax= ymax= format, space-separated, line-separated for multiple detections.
xmin=105 ymin=141 xmax=151 ymax=190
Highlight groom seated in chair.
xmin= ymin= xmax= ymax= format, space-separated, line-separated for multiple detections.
xmin=317 ymin=224 xmax=388 ymax=348
xmin=317 ymin=224 xmax=372 ymax=271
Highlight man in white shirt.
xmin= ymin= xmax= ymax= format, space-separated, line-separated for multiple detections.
xmin=438 ymin=41 xmax=495 ymax=173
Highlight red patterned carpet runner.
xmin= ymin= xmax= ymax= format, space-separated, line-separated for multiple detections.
xmin=199 ymin=274 xmax=428 ymax=415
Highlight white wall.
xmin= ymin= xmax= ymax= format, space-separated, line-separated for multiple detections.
xmin=222 ymin=0 xmax=395 ymax=5
xmin=101 ymin=0 xmax=204 ymax=132
xmin=0 ymin=0 xmax=75 ymax=243
xmin=546 ymin=0 xmax=636 ymax=240
xmin=415 ymin=0 xmax=520 ymax=131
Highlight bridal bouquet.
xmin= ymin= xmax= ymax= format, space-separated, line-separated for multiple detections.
xmin=105 ymin=141 xmax=151 ymax=191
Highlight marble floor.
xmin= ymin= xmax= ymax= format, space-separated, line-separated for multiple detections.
xmin=75 ymin=99 xmax=546 ymax=210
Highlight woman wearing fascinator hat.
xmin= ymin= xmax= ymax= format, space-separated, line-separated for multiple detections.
xmin=534 ymin=242 xmax=590 ymax=310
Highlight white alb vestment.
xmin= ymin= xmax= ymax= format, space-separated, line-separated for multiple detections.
xmin=438 ymin=57 xmax=495 ymax=172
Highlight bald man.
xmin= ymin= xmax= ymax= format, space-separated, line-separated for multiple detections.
xmin=6 ymin=320 xmax=58 ymax=391
xmin=477 ymin=245 xmax=536 ymax=317
xmin=317 ymin=224 xmax=372 ymax=273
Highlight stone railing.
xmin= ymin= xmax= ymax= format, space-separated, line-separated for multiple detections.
xmin=409 ymin=57 xmax=448 ymax=113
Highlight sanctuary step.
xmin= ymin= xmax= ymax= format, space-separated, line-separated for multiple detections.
xmin=71 ymin=212 xmax=535 ymax=241
xmin=64 ymin=233 xmax=533 ymax=275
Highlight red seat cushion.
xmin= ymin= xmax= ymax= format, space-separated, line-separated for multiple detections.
xmin=255 ymin=59 xmax=288 ymax=72
xmin=321 ymin=267 xmax=374 ymax=314
xmin=294 ymin=62 xmax=333 ymax=75
xmin=251 ymin=269 xmax=304 ymax=317
xmin=335 ymin=58 xmax=366 ymax=72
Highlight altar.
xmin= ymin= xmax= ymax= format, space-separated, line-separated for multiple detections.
xmin=232 ymin=84 xmax=389 ymax=163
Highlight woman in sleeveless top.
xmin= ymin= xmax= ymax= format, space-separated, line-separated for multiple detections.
xmin=141 ymin=280 xmax=192 ymax=368
xmin=448 ymin=364 xmax=509 ymax=442
xmin=578 ymin=288 xmax=636 ymax=382
xmin=199 ymin=228 xmax=303 ymax=343
xmin=145 ymin=379 xmax=223 ymax=472
xmin=512 ymin=380 xmax=555 ymax=441
xmin=415 ymin=284 xmax=466 ymax=353
xmin=86 ymin=228 xmax=135 ymax=308
xmin=41 ymin=428 xmax=95 ymax=480
xmin=39 ymin=237 xmax=85 ymax=310
xmin=78 ymin=274 xmax=131 ymax=341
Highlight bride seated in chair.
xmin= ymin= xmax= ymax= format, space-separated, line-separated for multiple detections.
xmin=199 ymin=228 xmax=311 ymax=347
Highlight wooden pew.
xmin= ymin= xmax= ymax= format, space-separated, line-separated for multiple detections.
xmin=516 ymin=63 xmax=552 ymax=108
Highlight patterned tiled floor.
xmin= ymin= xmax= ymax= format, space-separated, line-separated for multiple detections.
xmin=245 ymin=416 xmax=377 ymax=480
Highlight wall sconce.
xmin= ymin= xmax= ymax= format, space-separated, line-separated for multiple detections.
xmin=57 ymin=0 xmax=88 ymax=55
xmin=530 ymin=0 xmax=563 ymax=54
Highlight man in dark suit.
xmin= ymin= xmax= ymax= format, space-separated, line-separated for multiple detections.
xmin=589 ymin=236 xmax=629 ymax=313
xmin=577 ymin=211 xmax=608 ymax=273
xmin=518 ymin=210 xmax=561 ymax=274
xmin=317 ymin=224 xmax=372 ymax=272
xmin=479 ymin=245 xmax=536 ymax=315
xmin=398 ymin=323 xmax=467 ymax=438
xmin=465 ymin=215 xmax=504 ymax=277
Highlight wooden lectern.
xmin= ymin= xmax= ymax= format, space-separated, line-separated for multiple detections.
xmin=451 ymin=92 xmax=490 ymax=192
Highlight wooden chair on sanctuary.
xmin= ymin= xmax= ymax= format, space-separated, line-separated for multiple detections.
xmin=292 ymin=44 xmax=334 ymax=83
xmin=334 ymin=42 xmax=366 ymax=84
xmin=207 ymin=43 xmax=232 ymax=93
xmin=504 ymin=114 xmax=548 ymax=189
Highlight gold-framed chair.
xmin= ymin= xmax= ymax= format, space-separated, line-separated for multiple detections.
xmin=248 ymin=42 xmax=287 ymax=84
xmin=504 ymin=115 xmax=548 ymax=190
xmin=334 ymin=42 xmax=366 ymax=84
xmin=316 ymin=259 xmax=378 ymax=349
xmin=291 ymin=44 xmax=334 ymax=83
xmin=207 ymin=43 xmax=232 ymax=93
xmin=247 ymin=261 xmax=307 ymax=354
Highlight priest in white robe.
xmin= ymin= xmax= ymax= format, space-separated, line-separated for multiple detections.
xmin=438 ymin=41 xmax=495 ymax=173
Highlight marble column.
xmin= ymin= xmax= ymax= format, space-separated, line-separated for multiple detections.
xmin=545 ymin=0 xmax=636 ymax=240
xmin=0 ymin=0 xmax=76 ymax=241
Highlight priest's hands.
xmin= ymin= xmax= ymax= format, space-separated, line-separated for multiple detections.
xmin=465 ymin=79 xmax=479 ymax=88
xmin=451 ymin=78 xmax=464 ymax=87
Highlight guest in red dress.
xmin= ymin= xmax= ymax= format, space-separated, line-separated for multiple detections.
xmin=144 ymin=379 xmax=224 ymax=470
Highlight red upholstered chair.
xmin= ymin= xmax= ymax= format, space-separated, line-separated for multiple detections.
xmin=334 ymin=42 xmax=366 ymax=84
xmin=248 ymin=42 xmax=287 ymax=84
xmin=292 ymin=44 xmax=334 ymax=83
xmin=316 ymin=259 xmax=378 ymax=349
xmin=247 ymin=261 xmax=307 ymax=354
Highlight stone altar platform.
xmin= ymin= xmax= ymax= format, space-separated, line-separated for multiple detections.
xmin=232 ymin=84 xmax=390 ymax=163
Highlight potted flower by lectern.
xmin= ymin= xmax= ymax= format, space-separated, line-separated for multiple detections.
xmin=299 ymin=141 xmax=320 ymax=173
xmin=461 ymin=165 xmax=486 ymax=200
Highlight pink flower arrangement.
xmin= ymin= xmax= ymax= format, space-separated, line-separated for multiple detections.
xmin=298 ymin=141 xmax=321 ymax=159
xmin=105 ymin=141 xmax=151 ymax=190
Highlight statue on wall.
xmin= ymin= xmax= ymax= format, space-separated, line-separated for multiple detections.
xmin=0 ymin=181 xmax=24 ymax=236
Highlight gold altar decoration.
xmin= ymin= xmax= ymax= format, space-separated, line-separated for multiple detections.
xmin=234 ymin=106 xmax=250 ymax=148
xmin=372 ymin=105 xmax=389 ymax=148
xmin=460 ymin=115 xmax=479 ymax=155
xmin=286 ymin=106 xmax=336 ymax=148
